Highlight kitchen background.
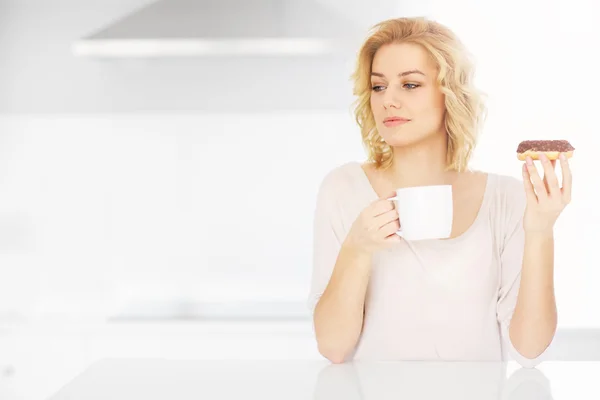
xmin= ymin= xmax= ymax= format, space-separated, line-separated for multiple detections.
xmin=1 ymin=0 xmax=599 ymax=398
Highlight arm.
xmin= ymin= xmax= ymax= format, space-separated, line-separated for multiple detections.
xmin=498 ymin=153 xmax=571 ymax=368
xmin=509 ymin=231 xmax=557 ymax=359
xmin=513 ymin=153 xmax=571 ymax=360
xmin=308 ymin=172 xmax=364 ymax=364
xmin=496 ymin=182 xmax=554 ymax=369
xmin=496 ymin=202 xmax=552 ymax=369
xmin=313 ymin=244 xmax=372 ymax=363
xmin=307 ymin=170 xmax=399 ymax=363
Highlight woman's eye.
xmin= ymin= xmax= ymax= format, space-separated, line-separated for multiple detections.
xmin=371 ymin=85 xmax=385 ymax=92
xmin=403 ymin=83 xmax=420 ymax=90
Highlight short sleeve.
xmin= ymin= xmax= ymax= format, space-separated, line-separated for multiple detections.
xmin=307 ymin=169 xmax=348 ymax=314
xmin=496 ymin=177 xmax=551 ymax=368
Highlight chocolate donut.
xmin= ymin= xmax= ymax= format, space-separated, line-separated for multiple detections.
xmin=516 ymin=140 xmax=575 ymax=161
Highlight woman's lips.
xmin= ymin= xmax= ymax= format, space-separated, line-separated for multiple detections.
xmin=383 ymin=117 xmax=410 ymax=127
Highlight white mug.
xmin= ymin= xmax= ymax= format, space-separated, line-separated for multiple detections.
xmin=388 ymin=184 xmax=453 ymax=240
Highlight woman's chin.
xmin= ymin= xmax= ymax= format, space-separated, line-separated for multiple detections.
xmin=382 ymin=131 xmax=441 ymax=148
xmin=382 ymin=136 xmax=423 ymax=148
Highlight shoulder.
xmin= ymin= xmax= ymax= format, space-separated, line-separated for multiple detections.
xmin=463 ymin=170 xmax=524 ymax=207
xmin=313 ymin=162 xmax=365 ymax=224
xmin=493 ymin=173 xmax=524 ymax=192
xmin=489 ymin=173 xmax=526 ymax=207
xmin=316 ymin=161 xmax=363 ymax=197
xmin=486 ymin=173 xmax=527 ymax=232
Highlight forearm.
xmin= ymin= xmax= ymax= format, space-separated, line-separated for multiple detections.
xmin=313 ymin=243 xmax=372 ymax=363
xmin=509 ymin=231 xmax=558 ymax=358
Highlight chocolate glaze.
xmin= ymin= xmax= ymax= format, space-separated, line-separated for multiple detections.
xmin=517 ymin=140 xmax=575 ymax=153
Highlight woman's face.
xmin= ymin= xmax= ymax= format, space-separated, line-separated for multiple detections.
xmin=370 ymin=42 xmax=446 ymax=148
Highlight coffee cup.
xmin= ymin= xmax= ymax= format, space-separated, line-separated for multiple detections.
xmin=388 ymin=184 xmax=453 ymax=240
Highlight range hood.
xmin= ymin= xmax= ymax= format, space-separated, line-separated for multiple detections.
xmin=72 ymin=0 xmax=361 ymax=57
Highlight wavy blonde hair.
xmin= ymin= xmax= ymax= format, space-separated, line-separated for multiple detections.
xmin=351 ymin=17 xmax=486 ymax=172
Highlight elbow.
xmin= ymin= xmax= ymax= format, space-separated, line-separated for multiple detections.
xmin=312 ymin=303 xmax=361 ymax=364
xmin=319 ymin=350 xmax=346 ymax=364
xmin=512 ymin=348 xmax=546 ymax=369
xmin=506 ymin=324 xmax=553 ymax=369
xmin=511 ymin=344 xmax=550 ymax=369
xmin=317 ymin=341 xmax=354 ymax=364
xmin=315 ymin=325 xmax=358 ymax=364
xmin=515 ymin=346 xmax=548 ymax=362
xmin=519 ymin=359 xmax=543 ymax=369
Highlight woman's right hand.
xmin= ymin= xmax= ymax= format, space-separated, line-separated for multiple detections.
xmin=343 ymin=191 xmax=401 ymax=255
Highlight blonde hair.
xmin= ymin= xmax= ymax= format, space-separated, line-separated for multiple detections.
xmin=351 ymin=17 xmax=486 ymax=172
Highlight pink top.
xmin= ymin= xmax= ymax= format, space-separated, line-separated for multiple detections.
xmin=308 ymin=161 xmax=551 ymax=368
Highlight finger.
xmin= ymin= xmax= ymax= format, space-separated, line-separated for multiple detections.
xmin=384 ymin=233 xmax=402 ymax=243
xmin=522 ymin=163 xmax=538 ymax=204
xmin=525 ymin=156 xmax=548 ymax=201
xmin=539 ymin=153 xmax=560 ymax=197
xmin=374 ymin=209 xmax=399 ymax=229
xmin=379 ymin=218 xmax=401 ymax=238
xmin=542 ymin=159 xmax=557 ymax=192
xmin=559 ymin=153 xmax=572 ymax=203
xmin=380 ymin=191 xmax=397 ymax=201
xmin=369 ymin=198 xmax=396 ymax=217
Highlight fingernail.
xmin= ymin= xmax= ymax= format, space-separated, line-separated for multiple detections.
xmin=526 ymin=157 xmax=533 ymax=166
xmin=559 ymin=153 xmax=566 ymax=161
xmin=539 ymin=153 xmax=548 ymax=162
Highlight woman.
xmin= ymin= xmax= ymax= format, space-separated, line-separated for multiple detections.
xmin=308 ymin=17 xmax=572 ymax=368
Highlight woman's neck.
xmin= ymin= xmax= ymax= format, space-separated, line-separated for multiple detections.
xmin=383 ymin=134 xmax=459 ymax=188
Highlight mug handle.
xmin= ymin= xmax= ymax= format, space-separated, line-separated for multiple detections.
xmin=387 ymin=195 xmax=403 ymax=237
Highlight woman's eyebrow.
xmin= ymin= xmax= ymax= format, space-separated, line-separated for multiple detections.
xmin=370 ymin=70 xmax=426 ymax=78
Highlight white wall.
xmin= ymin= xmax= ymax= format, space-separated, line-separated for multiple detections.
xmin=0 ymin=112 xmax=365 ymax=319
xmin=429 ymin=0 xmax=600 ymax=329
xmin=0 ymin=0 xmax=598 ymax=328
xmin=0 ymin=0 xmax=361 ymax=319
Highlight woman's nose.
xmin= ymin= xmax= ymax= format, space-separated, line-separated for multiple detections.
xmin=383 ymin=88 xmax=401 ymax=109
xmin=384 ymin=100 xmax=400 ymax=109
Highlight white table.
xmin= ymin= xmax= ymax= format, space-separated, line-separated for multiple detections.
xmin=48 ymin=359 xmax=600 ymax=399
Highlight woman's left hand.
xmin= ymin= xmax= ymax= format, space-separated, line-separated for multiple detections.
xmin=522 ymin=152 xmax=572 ymax=234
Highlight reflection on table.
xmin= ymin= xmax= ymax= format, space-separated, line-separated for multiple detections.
xmin=50 ymin=358 xmax=599 ymax=400
xmin=314 ymin=361 xmax=552 ymax=400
